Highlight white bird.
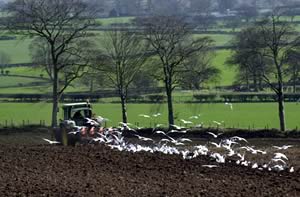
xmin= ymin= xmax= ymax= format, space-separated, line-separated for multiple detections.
xmin=134 ymin=135 xmax=153 ymax=142
xmin=170 ymin=124 xmax=184 ymax=130
xmin=210 ymin=142 xmax=222 ymax=148
xmin=213 ymin=121 xmax=222 ymax=125
xmin=273 ymin=145 xmax=293 ymax=150
xmin=202 ymin=165 xmax=218 ymax=168
xmin=207 ymin=132 xmax=223 ymax=138
xmin=223 ymin=139 xmax=239 ymax=148
xmin=155 ymin=124 xmax=164 ymax=128
xmin=271 ymin=158 xmax=287 ymax=164
xmin=92 ymin=137 xmax=106 ymax=143
xmin=170 ymin=140 xmax=185 ymax=146
xmin=139 ymin=114 xmax=151 ymax=118
xmin=68 ymin=130 xmax=80 ymax=135
xmin=152 ymin=113 xmax=161 ymax=117
xmin=211 ymin=153 xmax=225 ymax=163
xmin=180 ymin=119 xmax=193 ymax=124
xmin=240 ymin=146 xmax=266 ymax=155
xmin=226 ymin=148 xmax=235 ymax=157
xmin=64 ymin=120 xmax=76 ymax=127
xmin=85 ymin=118 xmax=100 ymax=126
xmin=189 ymin=115 xmax=199 ymax=119
xmin=230 ymin=136 xmax=248 ymax=143
xmin=167 ymin=130 xmax=187 ymax=134
xmin=237 ymin=153 xmax=245 ymax=161
xmin=252 ymin=163 xmax=258 ymax=169
xmin=289 ymin=167 xmax=294 ymax=173
xmin=272 ymin=165 xmax=285 ymax=172
xmin=160 ymin=138 xmax=171 ymax=143
xmin=241 ymin=160 xmax=249 ymax=167
xmin=225 ymin=102 xmax=233 ymax=110
xmin=42 ymin=138 xmax=60 ymax=144
xmin=274 ymin=153 xmax=288 ymax=161
xmin=95 ymin=116 xmax=108 ymax=124
xmin=178 ymin=138 xmax=192 ymax=143
xmin=154 ymin=130 xmax=167 ymax=136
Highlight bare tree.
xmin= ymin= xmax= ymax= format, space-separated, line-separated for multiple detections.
xmin=96 ymin=29 xmax=148 ymax=124
xmin=143 ymin=16 xmax=213 ymax=127
xmin=227 ymin=27 xmax=272 ymax=91
xmin=254 ymin=13 xmax=299 ymax=131
xmin=6 ymin=0 xmax=96 ymax=127
xmin=286 ymin=49 xmax=300 ymax=93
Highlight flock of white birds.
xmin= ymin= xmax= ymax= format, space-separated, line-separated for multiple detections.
xmin=43 ymin=114 xmax=295 ymax=173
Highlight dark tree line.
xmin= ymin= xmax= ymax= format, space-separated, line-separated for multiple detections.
xmin=228 ymin=11 xmax=300 ymax=131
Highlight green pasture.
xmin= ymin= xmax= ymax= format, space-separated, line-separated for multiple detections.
xmin=5 ymin=66 xmax=46 ymax=77
xmin=0 ymin=75 xmax=47 ymax=88
xmin=0 ymin=37 xmax=32 ymax=64
xmin=96 ymin=17 xmax=134 ymax=26
xmin=212 ymin=49 xmax=235 ymax=86
xmin=194 ymin=34 xmax=233 ymax=46
xmin=0 ymin=102 xmax=299 ymax=130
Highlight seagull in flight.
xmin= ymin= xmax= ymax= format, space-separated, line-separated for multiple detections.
xmin=170 ymin=124 xmax=184 ymax=130
xmin=139 ymin=114 xmax=151 ymax=118
xmin=180 ymin=119 xmax=193 ymax=124
xmin=230 ymin=136 xmax=248 ymax=143
xmin=225 ymin=102 xmax=233 ymax=110
xmin=273 ymin=153 xmax=288 ymax=161
xmin=210 ymin=142 xmax=222 ymax=148
xmin=273 ymin=145 xmax=293 ymax=150
xmin=154 ymin=130 xmax=167 ymax=136
xmin=189 ymin=115 xmax=199 ymax=119
xmin=85 ymin=118 xmax=100 ymax=126
xmin=42 ymin=138 xmax=60 ymax=144
xmin=177 ymin=138 xmax=192 ymax=143
xmin=167 ymin=130 xmax=187 ymax=134
xmin=152 ymin=113 xmax=161 ymax=117
xmin=207 ymin=132 xmax=223 ymax=138
xmin=134 ymin=134 xmax=153 ymax=142
xmin=202 ymin=165 xmax=218 ymax=168
xmin=213 ymin=121 xmax=222 ymax=125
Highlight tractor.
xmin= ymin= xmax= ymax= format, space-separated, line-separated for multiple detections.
xmin=54 ymin=102 xmax=104 ymax=146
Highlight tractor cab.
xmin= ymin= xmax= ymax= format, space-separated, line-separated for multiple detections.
xmin=62 ymin=102 xmax=92 ymax=126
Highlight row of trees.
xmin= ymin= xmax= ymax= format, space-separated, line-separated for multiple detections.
xmin=227 ymin=12 xmax=300 ymax=131
xmin=5 ymin=0 xmax=218 ymax=129
xmin=5 ymin=0 xmax=300 ymax=131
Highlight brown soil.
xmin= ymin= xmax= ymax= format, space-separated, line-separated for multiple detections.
xmin=0 ymin=144 xmax=299 ymax=197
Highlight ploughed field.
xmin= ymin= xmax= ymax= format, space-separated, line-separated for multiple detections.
xmin=0 ymin=141 xmax=299 ymax=197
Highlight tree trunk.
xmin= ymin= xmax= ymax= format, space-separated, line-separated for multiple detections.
xmin=90 ymin=78 xmax=94 ymax=93
xmin=277 ymin=90 xmax=286 ymax=131
xmin=120 ymin=94 xmax=128 ymax=124
xmin=253 ymin=73 xmax=258 ymax=92
xmin=293 ymin=68 xmax=296 ymax=93
xmin=166 ymin=87 xmax=174 ymax=128
xmin=51 ymin=69 xmax=59 ymax=127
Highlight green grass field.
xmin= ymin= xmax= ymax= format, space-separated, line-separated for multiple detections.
xmin=0 ymin=37 xmax=32 ymax=64
xmin=96 ymin=17 xmax=135 ymax=26
xmin=194 ymin=34 xmax=233 ymax=46
xmin=0 ymin=102 xmax=299 ymax=130
xmin=1 ymin=15 xmax=300 ymax=92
